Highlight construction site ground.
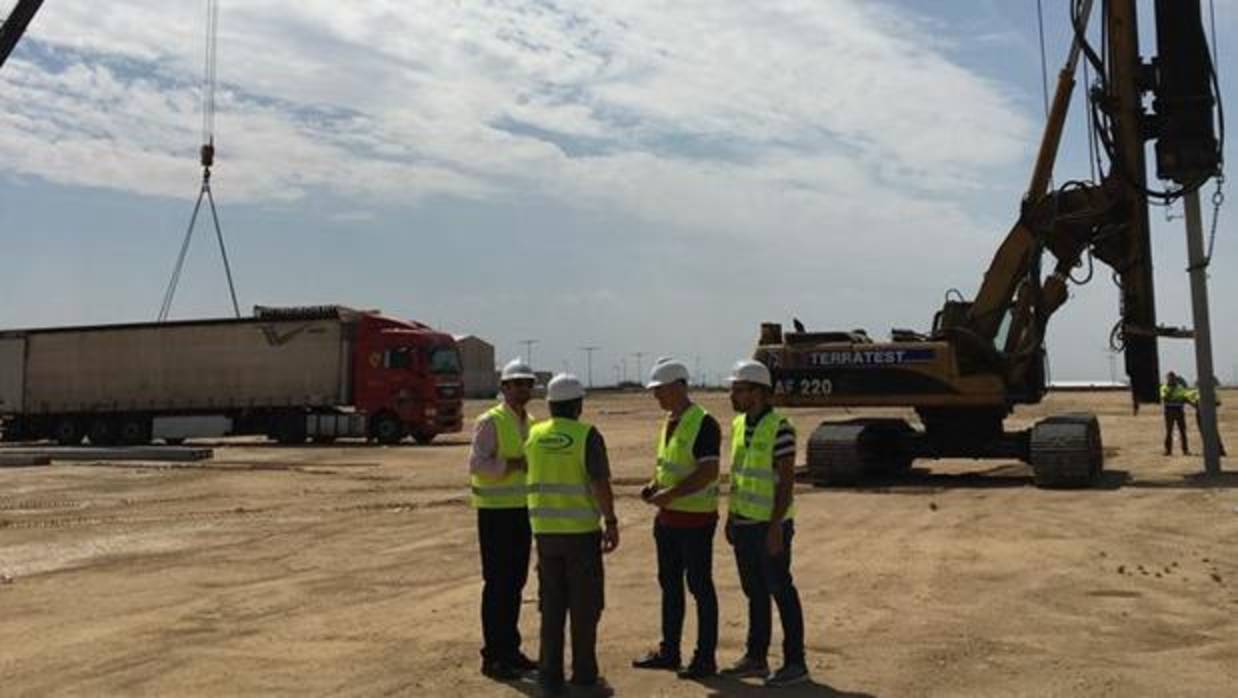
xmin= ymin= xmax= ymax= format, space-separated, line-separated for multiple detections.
xmin=2 ymin=390 xmax=1237 ymax=697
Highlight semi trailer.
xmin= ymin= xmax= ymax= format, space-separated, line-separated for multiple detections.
xmin=0 ymin=305 xmax=463 ymax=445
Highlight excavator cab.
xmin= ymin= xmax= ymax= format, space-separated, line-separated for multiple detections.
xmin=930 ymin=300 xmax=971 ymax=336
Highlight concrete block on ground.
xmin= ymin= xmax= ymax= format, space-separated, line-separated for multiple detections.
xmin=0 ymin=446 xmax=213 ymax=462
xmin=0 ymin=453 xmax=52 ymax=467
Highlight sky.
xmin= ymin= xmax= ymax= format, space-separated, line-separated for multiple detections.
xmin=1 ymin=0 xmax=1235 ymax=387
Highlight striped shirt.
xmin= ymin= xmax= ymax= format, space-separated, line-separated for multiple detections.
xmin=744 ymin=407 xmax=796 ymax=459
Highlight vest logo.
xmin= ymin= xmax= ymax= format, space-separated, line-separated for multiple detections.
xmin=538 ymin=432 xmax=575 ymax=451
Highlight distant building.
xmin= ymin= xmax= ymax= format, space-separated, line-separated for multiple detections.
xmin=454 ymin=335 xmax=498 ymax=398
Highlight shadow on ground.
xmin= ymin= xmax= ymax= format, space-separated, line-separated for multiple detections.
xmin=697 ymin=675 xmax=875 ymax=697
xmin=1129 ymin=470 xmax=1238 ymax=489
xmin=796 ymin=463 xmax=1134 ymax=493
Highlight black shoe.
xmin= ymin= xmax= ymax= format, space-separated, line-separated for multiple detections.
xmin=719 ymin=654 xmax=769 ymax=679
xmin=481 ymin=659 xmax=522 ymax=681
xmin=677 ymin=655 xmax=717 ymax=679
xmin=765 ymin=662 xmax=810 ymax=687
xmin=632 ymin=646 xmax=681 ymax=670
xmin=509 ymin=652 xmax=538 ymax=673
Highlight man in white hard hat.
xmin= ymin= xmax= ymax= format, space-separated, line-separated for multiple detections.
xmin=721 ymin=359 xmax=809 ymax=687
xmin=1161 ymin=371 xmax=1191 ymax=455
xmin=527 ymin=373 xmax=619 ymax=698
xmin=469 ymin=358 xmax=538 ymax=680
xmin=632 ymin=358 xmax=721 ymax=679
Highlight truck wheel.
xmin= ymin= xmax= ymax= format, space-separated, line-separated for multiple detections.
xmin=371 ymin=413 xmax=405 ymax=445
xmin=118 ymin=416 xmax=152 ymax=445
xmin=54 ymin=418 xmax=84 ymax=446
xmin=412 ymin=430 xmax=436 ymax=445
xmin=274 ymin=414 xmax=307 ymax=445
xmin=87 ymin=418 xmax=120 ymax=446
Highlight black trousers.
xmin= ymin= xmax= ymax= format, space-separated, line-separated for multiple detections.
xmin=477 ymin=507 xmax=532 ymax=662
xmin=1164 ymin=408 xmax=1188 ymax=454
xmin=654 ymin=521 xmax=718 ymax=661
xmin=731 ymin=519 xmax=805 ymax=665
xmin=536 ymin=532 xmax=605 ymax=685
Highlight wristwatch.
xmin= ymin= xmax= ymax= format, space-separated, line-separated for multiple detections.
xmin=604 ymin=517 xmax=618 ymax=526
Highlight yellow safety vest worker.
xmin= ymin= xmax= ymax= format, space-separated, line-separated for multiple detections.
xmin=526 ymin=417 xmax=600 ymax=534
xmin=729 ymin=411 xmax=795 ymax=522
xmin=470 ymin=403 xmax=528 ymax=509
xmin=655 ymin=404 xmax=718 ymax=513
xmin=1160 ymin=383 xmax=1191 ymax=408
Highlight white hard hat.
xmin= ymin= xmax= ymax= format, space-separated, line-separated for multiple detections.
xmin=728 ymin=359 xmax=772 ymax=387
xmin=547 ymin=373 xmax=586 ymax=402
xmin=646 ymin=358 xmax=690 ymax=389
xmin=500 ymin=358 xmax=536 ymax=382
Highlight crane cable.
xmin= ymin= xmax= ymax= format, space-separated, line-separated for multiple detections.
xmin=158 ymin=0 xmax=240 ymax=322
xmin=202 ymin=0 xmax=217 ymax=152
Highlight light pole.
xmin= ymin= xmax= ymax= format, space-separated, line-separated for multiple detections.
xmin=632 ymin=352 xmax=645 ymax=386
xmin=580 ymin=346 xmax=600 ymax=388
xmin=1181 ymin=189 xmax=1222 ymax=474
xmin=519 ymin=339 xmax=539 ymax=369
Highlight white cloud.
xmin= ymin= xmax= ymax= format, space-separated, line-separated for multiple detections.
xmin=328 ymin=210 xmax=376 ymax=224
xmin=3 ymin=1 xmax=1033 ymax=238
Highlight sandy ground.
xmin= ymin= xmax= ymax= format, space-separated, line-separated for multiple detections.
xmin=2 ymin=390 xmax=1237 ymax=698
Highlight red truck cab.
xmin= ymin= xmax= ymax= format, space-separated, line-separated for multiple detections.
xmin=352 ymin=313 xmax=463 ymax=444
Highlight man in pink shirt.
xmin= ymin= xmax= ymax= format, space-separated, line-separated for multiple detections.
xmin=469 ymin=358 xmax=538 ymax=680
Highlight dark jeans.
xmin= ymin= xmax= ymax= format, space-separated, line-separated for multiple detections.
xmin=731 ymin=519 xmax=805 ymax=666
xmin=1165 ymin=408 xmax=1188 ymax=454
xmin=477 ymin=507 xmax=532 ymax=662
xmin=536 ymin=532 xmax=605 ymax=685
xmin=655 ymin=521 xmax=718 ymax=662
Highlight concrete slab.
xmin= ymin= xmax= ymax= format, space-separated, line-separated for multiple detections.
xmin=0 ymin=446 xmax=213 ymax=462
xmin=0 ymin=453 xmax=51 ymax=467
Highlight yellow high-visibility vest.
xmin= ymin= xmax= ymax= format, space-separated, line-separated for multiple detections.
xmin=655 ymin=404 xmax=718 ymax=513
xmin=526 ymin=418 xmax=600 ymax=534
xmin=729 ymin=411 xmax=795 ymax=522
xmin=470 ymin=403 xmax=528 ymax=509
xmin=1160 ymin=383 xmax=1191 ymax=408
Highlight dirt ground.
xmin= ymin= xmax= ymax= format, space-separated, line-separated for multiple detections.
xmin=2 ymin=390 xmax=1237 ymax=697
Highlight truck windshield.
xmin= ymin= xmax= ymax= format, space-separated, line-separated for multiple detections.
xmin=429 ymin=346 xmax=461 ymax=374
